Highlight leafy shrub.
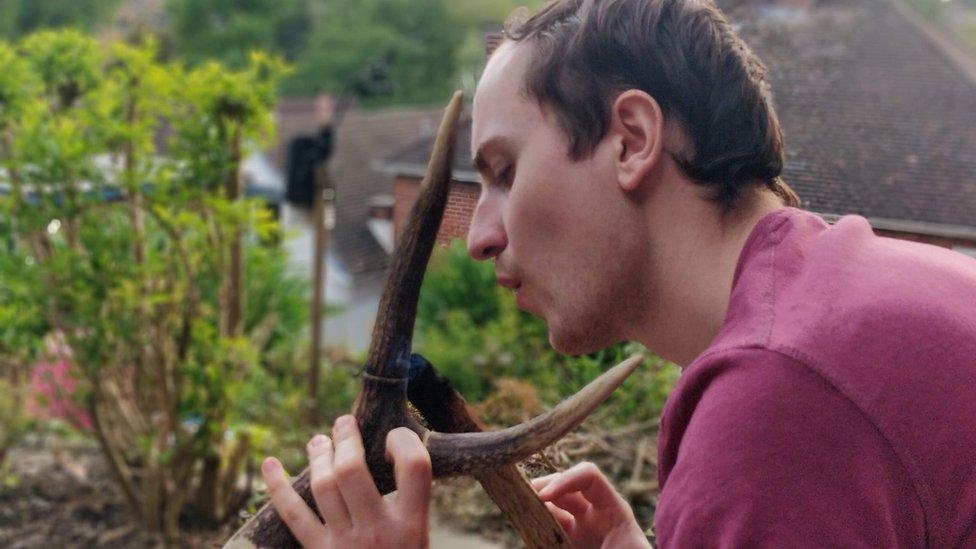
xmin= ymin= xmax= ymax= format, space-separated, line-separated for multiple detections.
xmin=0 ymin=378 xmax=30 ymax=469
xmin=0 ymin=30 xmax=307 ymax=539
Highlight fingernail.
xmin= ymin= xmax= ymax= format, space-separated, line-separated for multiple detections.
xmin=532 ymin=473 xmax=557 ymax=485
xmin=334 ymin=415 xmax=354 ymax=434
xmin=309 ymin=434 xmax=329 ymax=449
xmin=262 ymin=457 xmax=281 ymax=476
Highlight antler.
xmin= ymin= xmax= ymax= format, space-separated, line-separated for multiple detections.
xmin=224 ymin=91 xmax=642 ymax=548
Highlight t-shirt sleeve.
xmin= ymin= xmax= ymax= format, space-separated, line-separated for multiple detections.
xmin=654 ymin=348 xmax=925 ymax=548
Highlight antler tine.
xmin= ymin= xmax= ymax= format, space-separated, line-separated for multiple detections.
xmin=424 ymin=355 xmax=643 ymax=476
xmin=362 ymin=90 xmax=463 ymax=379
xmin=223 ymin=92 xmax=465 ymax=549
xmin=352 ymin=91 xmax=463 ymax=499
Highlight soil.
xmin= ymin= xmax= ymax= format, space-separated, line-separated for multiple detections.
xmin=0 ymin=434 xmax=229 ymax=548
xmin=1 ymin=415 xmax=658 ymax=548
xmin=0 ymin=433 xmax=500 ymax=548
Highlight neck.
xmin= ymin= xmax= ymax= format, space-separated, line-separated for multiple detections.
xmin=634 ymin=185 xmax=784 ymax=367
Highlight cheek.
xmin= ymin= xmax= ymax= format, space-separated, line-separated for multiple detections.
xmin=503 ymin=174 xmax=561 ymax=252
xmin=507 ymin=159 xmax=620 ymax=265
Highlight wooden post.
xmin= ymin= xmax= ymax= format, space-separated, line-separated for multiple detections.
xmin=307 ymin=162 xmax=332 ymax=423
xmin=226 ymin=124 xmax=245 ymax=338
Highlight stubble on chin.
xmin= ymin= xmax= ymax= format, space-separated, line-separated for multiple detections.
xmin=546 ymin=309 xmax=618 ymax=356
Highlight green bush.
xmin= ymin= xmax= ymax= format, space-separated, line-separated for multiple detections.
xmin=0 ymin=378 xmax=30 ymax=469
xmin=0 ymin=30 xmax=310 ymax=538
xmin=416 ymin=241 xmax=678 ymax=425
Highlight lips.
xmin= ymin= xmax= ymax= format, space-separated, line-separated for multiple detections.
xmin=497 ymin=274 xmax=533 ymax=313
xmin=496 ymin=275 xmax=521 ymax=290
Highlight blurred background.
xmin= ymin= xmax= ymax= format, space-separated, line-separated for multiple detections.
xmin=0 ymin=0 xmax=973 ymax=547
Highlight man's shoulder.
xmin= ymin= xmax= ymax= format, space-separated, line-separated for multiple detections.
xmin=658 ymin=346 xmax=847 ymax=460
xmin=663 ymin=334 xmax=976 ymax=547
xmin=733 ymin=208 xmax=976 ymax=372
xmin=717 ymin=209 xmax=976 ymax=363
xmin=658 ymin=344 xmax=903 ymax=491
xmin=765 ymin=218 xmax=976 ymax=386
xmin=654 ymin=346 xmax=926 ymax=547
xmin=663 ymin=346 xmax=833 ymax=421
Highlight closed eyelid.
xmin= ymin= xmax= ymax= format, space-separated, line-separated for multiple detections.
xmin=481 ymin=165 xmax=514 ymax=192
xmin=496 ymin=164 xmax=515 ymax=186
xmin=473 ymin=136 xmax=516 ymax=179
xmin=473 ymin=156 xmax=499 ymax=189
xmin=475 ymin=158 xmax=513 ymax=189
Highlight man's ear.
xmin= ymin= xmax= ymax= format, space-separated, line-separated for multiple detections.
xmin=609 ymin=90 xmax=664 ymax=192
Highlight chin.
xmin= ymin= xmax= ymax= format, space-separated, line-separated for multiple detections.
xmin=547 ymin=324 xmax=609 ymax=356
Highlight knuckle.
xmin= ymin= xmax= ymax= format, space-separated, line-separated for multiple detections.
xmin=398 ymin=519 xmax=426 ymax=542
xmin=387 ymin=430 xmax=431 ymax=471
xmin=580 ymin=461 xmax=602 ymax=476
xmin=266 ymin=477 xmax=288 ymax=496
xmin=307 ymin=434 xmax=330 ymax=453
xmin=282 ymin=506 xmax=303 ymax=526
xmin=353 ymin=529 xmax=383 ymax=546
xmin=390 ymin=426 xmax=420 ymax=440
xmin=403 ymin=452 xmax=432 ymax=476
xmin=387 ymin=427 xmax=422 ymax=449
xmin=310 ymin=472 xmax=337 ymax=495
xmin=333 ymin=457 xmax=362 ymax=483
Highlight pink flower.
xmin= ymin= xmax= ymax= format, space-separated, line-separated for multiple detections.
xmin=26 ymin=357 xmax=92 ymax=431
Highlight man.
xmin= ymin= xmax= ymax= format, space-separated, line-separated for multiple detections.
xmin=262 ymin=0 xmax=976 ymax=546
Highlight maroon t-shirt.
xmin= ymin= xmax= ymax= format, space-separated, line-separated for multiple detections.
xmin=654 ymin=208 xmax=976 ymax=547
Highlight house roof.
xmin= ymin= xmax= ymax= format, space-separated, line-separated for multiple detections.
xmin=382 ymin=116 xmax=478 ymax=183
xmin=384 ymin=0 xmax=976 ymax=238
xmin=274 ymin=100 xmax=445 ymax=277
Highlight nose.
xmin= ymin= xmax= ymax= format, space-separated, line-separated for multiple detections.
xmin=466 ymin=190 xmax=508 ymax=261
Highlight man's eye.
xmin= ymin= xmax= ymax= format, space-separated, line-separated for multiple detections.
xmin=496 ymin=165 xmax=514 ymax=186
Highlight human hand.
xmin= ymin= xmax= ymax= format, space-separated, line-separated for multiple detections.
xmin=261 ymin=415 xmax=432 ymax=549
xmin=533 ymin=462 xmax=651 ymax=549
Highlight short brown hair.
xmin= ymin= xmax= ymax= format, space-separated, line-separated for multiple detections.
xmin=505 ymin=0 xmax=799 ymax=209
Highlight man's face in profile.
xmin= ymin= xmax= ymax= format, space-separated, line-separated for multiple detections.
xmin=468 ymin=42 xmax=649 ymax=355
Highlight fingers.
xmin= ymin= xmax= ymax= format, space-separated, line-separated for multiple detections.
xmin=386 ymin=427 xmax=432 ymax=519
xmin=534 ymin=473 xmax=592 ymax=517
xmin=331 ymin=415 xmax=384 ymax=523
xmin=536 ymin=462 xmax=624 ymax=511
xmin=262 ymin=457 xmax=325 ymax=547
xmin=550 ymin=491 xmax=592 ymax=517
xmin=308 ymin=434 xmax=351 ymax=530
xmin=544 ymin=501 xmax=577 ymax=536
xmin=531 ymin=473 xmax=559 ymax=492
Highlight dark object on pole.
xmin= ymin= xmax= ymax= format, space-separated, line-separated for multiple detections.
xmin=406 ymin=354 xmax=572 ymax=548
xmin=282 ymin=59 xmax=387 ymax=420
xmin=306 ymin=159 xmax=332 ymax=423
xmin=285 ymin=126 xmax=334 ymax=207
xmin=351 ymin=53 xmax=395 ymax=98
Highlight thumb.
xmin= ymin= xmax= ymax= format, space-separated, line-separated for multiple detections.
xmin=386 ymin=427 xmax=432 ymax=520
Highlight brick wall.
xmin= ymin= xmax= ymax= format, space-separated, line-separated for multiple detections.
xmin=393 ymin=176 xmax=480 ymax=246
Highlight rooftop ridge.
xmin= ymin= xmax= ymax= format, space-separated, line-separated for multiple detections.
xmin=885 ymin=0 xmax=976 ymax=88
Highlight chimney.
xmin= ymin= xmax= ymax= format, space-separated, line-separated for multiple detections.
xmin=367 ymin=194 xmax=396 ymax=254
